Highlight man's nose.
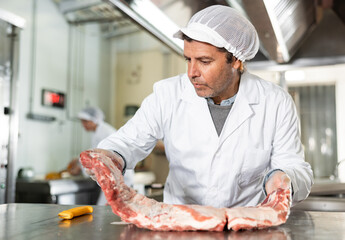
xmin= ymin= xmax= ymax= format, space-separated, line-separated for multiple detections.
xmin=187 ymin=61 xmax=200 ymax=79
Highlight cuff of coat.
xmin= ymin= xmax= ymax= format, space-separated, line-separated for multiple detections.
xmin=113 ymin=151 xmax=127 ymax=176
xmin=262 ymin=169 xmax=294 ymax=196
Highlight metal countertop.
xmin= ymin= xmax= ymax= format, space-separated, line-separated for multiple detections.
xmin=0 ymin=203 xmax=343 ymax=240
xmin=311 ymin=180 xmax=345 ymax=196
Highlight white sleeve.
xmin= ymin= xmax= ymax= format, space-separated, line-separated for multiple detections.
xmin=270 ymin=93 xmax=314 ymax=205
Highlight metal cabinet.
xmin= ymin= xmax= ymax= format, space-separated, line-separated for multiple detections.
xmin=15 ymin=178 xmax=100 ymax=205
xmin=0 ymin=9 xmax=24 ymax=204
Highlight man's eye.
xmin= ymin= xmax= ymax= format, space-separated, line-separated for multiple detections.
xmin=184 ymin=58 xmax=191 ymax=62
xmin=201 ymin=61 xmax=211 ymax=65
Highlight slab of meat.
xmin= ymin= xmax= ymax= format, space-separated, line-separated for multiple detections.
xmin=80 ymin=150 xmax=226 ymax=231
xmin=80 ymin=150 xmax=291 ymax=232
xmin=225 ymin=188 xmax=291 ymax=231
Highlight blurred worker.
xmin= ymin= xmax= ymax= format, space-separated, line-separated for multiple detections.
xmin=77 ymin=107 xmax=116 ymax=149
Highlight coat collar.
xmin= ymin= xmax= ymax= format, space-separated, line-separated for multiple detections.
xmin=237 ymin=71 xmax=260 ymax=105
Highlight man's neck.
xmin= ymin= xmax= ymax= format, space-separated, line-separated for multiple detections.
xmin=212 ymin=81 xmax=240 ymax=105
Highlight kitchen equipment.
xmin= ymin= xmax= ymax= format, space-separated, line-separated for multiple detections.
xmin=17 ymin=167 xmax=34 ymax=179
xmin=15 ymin=177 xmax=99 ymax=204
xmin=0 ymin=9 xmax=24 ymax=204
xmin=292 ymin=196 xmax=345 ymax=212
xmin=291 ymin=180 xmax=345 ymax=211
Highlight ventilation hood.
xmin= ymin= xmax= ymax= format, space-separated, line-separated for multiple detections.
xmin=226 ymin=0 xmax=345 ymax=67
xmin=53 ymin=0 xmax=183 ymax=55
xmin=53 ymin=0 xmax=345 ymax=66
xmin=227 ymin=0 xmax=317 ymax=63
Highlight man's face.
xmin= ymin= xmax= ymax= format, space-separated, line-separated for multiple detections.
xmin=184 ymin=40 xmax=241 ymax=104
xmin=81 ymin=119 xmax=97 ymax=132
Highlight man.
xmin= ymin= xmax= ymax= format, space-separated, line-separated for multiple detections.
xmin=85 ymin=5 xmax=313 ymax=208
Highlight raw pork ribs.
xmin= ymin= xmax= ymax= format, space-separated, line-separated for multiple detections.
xmin=80 ymin=150 xmax=291 ymax=231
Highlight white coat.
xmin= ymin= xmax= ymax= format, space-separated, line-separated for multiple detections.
xmin=98 ymin=71 xmax=313 ymax=208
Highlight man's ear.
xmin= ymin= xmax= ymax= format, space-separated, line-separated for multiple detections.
xmin=233 ymin=59 xmax=244 ymax=73
xmin=233 ymin=59 xmax=241 ymax=69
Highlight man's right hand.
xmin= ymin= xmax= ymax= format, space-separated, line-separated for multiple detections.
xmin=93 ymin=148 xmax=125 ymax=172
xmin=80 ymin=148 xmax=125 ymax=181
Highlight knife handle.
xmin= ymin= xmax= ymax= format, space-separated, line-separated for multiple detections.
xmin=58 ymin=206 xmax=93 ymax=219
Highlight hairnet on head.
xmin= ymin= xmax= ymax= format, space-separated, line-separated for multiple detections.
xmin=77 ymin=107 xmax=105 ymax=124
xmin=173 ymin=5 xmax=259 ymax=62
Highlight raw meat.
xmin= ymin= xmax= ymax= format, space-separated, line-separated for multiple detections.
xmin=80 ymin=150 xmax=226 ymax=231
xmin=80 ymin=150 xmax=291 ymax=232
xmin=225 ymin=188 xmax=291 ymax=231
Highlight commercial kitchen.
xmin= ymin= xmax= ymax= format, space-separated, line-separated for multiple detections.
xmin=1 ymin=0 xmax=345 ymax=239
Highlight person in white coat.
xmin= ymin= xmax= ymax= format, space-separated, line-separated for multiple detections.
xmin=76 ymin=107 xmax=134 ymax=205
xmin=84 ymin=5 xmax=313 ymax=208
xmin=77 ymin=107 xmax=116 ymax=149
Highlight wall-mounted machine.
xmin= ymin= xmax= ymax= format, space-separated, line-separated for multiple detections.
xmin=41 ymin=89 xmax=66 ymax=109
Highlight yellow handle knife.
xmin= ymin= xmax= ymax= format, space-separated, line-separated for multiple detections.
xmin=58 ymin=206 xmax=93 ymax=220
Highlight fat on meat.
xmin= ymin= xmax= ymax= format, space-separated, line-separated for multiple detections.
xmin=80 ymin=150 xmax=291 ymax=232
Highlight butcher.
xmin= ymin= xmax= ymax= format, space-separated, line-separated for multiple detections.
xmin=82 ymin=5 xmax=313 ymax=210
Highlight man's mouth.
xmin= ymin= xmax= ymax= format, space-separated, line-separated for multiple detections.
xmin=193 ymin=82 xmax=205 ymax=88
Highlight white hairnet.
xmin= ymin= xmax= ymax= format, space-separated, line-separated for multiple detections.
xmin=173 ymin=5 xmax=259 ymax=62
xmin=77 ymin=107 xmax=104 ymax=124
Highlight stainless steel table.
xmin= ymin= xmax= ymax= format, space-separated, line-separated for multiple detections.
xmin=0 ymin=203 xmax=343 ymax=240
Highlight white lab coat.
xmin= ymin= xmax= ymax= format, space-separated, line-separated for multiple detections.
xmin=99 ymin=71 xmax=313 ymax=208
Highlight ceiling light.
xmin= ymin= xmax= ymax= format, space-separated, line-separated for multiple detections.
xmin=285 ymin=70 xmax=306 ymax=81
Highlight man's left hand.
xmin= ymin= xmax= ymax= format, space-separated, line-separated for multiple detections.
xmin=265 ymin=171 xmax=291 ymax=195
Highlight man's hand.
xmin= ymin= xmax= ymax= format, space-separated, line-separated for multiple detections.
xmin=265 ymin=171 xmax=291 ymax=195
xmin=67 ymin=158 xmax=82 ymax=176
xmin=80 ymin=148 xmax=125 ymax=181
xmin=92 ymin=148 xmax=125 ymax=172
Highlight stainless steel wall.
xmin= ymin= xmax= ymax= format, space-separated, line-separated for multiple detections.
xmin=289 ymin=85 xmax=338 ymax=179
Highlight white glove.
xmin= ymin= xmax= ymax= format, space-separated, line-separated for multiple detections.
xmin=79 ymin=148 xmax=125 ymax=182
xmin=265 ymin=171 xmax=291 ymax=195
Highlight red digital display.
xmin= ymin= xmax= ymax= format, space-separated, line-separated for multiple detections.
xmin=42 ymin=89 xmax=65 ymax=108
xmin=50 ymin=93 xmax=60 ymax=104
